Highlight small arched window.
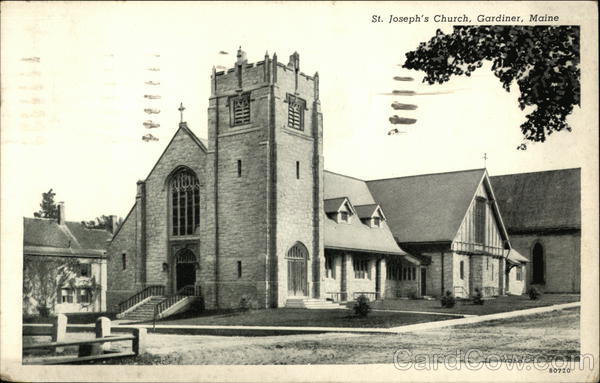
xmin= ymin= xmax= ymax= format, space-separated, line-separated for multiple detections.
xmin=170 ymin=168 xmax=200 ymax=236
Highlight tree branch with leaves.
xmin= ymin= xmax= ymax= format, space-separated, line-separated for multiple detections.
xmin=403 ymin=26 xmax=580 ymax=149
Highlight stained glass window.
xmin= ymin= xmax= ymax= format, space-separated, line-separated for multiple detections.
xmin=171 ymin=168 xmax=200 ymax=236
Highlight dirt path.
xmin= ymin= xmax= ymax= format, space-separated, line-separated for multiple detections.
xmin=108 ymin=307 xmax=579 ymax=365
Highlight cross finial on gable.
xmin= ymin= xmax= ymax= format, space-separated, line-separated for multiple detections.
xmin=178 ymin=102 xmax=185 ymax=123
xmin=483 ymin=152 xmax=488 ymax=168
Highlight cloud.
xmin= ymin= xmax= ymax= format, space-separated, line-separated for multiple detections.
xmin=391 ymin=102 xmax=418 ymax=110
xmin=147 ymin=67 xmax=160 ymax=71
xmin=21 ymin=57 xmax=40 ymax=63
xmin=389 ymin=115 xmax=417 ymax=125
xmin=393 ymin=76 xmax=414 ymax=81
xmin=219 ymin=51 xmax=229 ymax=55
xmin=144 ymin=94 xmax=161 ymax=99
xmin=144 ymin=108 xmax=160 ymax=114
xmin=145 ymin=81 xmax=160 ymax=86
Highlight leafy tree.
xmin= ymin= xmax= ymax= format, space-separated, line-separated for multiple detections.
xmin=81 ymin=215 xmax=123 ymax=231
xmin=23 ymin=256 xmax=100 ymax=316
xmin=33 ymin=189 xmax=59 ymax=218
xmin=403 ymin=26 xmax=580 ymax=149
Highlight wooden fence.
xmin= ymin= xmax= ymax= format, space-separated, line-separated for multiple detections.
xmin=23 ymin=314 xmax=146 ymax=365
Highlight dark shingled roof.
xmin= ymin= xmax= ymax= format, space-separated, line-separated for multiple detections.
xmin=354 ymin=204 xmax=380 ymax=219
xmin=366 ymin=169 xmax=486 ymax=243
xmin=490 ymin=168 xmax=581 ymax=233
xmin=323 ymin=171 xmax=407 ymax=256
xmin=23 ymin=217 xmax=111 ymax=255
xmin=324 ymin=197 xmax=349 ymax=213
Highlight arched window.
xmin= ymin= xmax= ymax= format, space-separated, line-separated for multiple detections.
xmin=170 ymin=168 xmax=200 ymax=236
xmin=532 ymin=242 xmax=545 ymax=284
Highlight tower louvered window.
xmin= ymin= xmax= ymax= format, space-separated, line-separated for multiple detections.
xmin=287 ymin=94 xmax=306 ymax=131
xmin=231 ymin=93 xmax=250 ymax=126
xmin=171 ymin=168 xmax=200 ymax=236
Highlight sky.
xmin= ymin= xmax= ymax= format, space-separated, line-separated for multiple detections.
xmin=1 ymin=2 xmax=597 ymax=222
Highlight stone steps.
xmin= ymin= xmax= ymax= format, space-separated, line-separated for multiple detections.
xmin=285 ymin=298 xmax=347 ymax=310
xmin=121 ymin=296 xmax=167 ymax=321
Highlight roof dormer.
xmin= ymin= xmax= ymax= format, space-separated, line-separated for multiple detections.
xmin=354 ymin=204 xmax=387 ymax=228
xmin=324 ymin=197 xmax=356 ymax=224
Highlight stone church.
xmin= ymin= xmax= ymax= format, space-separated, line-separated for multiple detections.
xmin=106 ymin=49 xmax=540 ymax=314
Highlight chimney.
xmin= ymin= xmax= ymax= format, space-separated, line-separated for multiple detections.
xmin=57 ymin=202 xmax=66 ymax=225
xmin=107 ymin=215 xmax=118 ymax=234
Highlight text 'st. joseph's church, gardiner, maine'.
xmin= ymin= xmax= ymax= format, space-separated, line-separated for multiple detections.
xmin=105 ymin=48 xmax=579 ymax=315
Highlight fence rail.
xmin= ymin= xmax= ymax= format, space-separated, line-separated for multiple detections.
xmin=118 ymin=285 xmax=165 ymax=313
xmin=352 ymin=292 xmax=379 ymax=301
xmin=326 ymin=292 xmax=348 ymax=302
xmin=22 ymin=315 xmax=145 ymax=365
xmin=23 ymin=335 xmax=135 ymax=350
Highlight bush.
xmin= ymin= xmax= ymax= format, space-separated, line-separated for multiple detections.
xmin=440 ymin=290 xmax=456 ymax=308
xmin=528 ymin=286 xmax=542 ymax=300
xmin=473 ymin=288 xmax=484 ymax=305
xmin=239 ymin=295 xmax=256 ymax=311
xmin=353 ymin=295 xmax=371 ymax=317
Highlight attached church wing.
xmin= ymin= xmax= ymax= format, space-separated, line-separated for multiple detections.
xmin=366 ymin=169 xmax=487 ymax=244
xmin=490 ymin=168 xmax=581 ymax=234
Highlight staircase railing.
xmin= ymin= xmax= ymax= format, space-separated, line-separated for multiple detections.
xmin=118 ymin=285 xmax=165 ymax=314
xmin=152 ymin=285 xmax=202 ymax=326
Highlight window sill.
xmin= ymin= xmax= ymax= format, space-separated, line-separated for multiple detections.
xmin=169 ymin=236 xmax=201 ymax=241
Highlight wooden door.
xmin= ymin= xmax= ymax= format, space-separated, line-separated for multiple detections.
xmin=286 ymin=243 xmax=308 ymax=297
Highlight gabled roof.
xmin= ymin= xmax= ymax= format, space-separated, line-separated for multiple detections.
xmin=354 ymin=204 xmax=386 ymax=220
xmin=23 ymin=217 xmax=110 ymax=257
xmin=490 ymin=168 xmax=581 ymax=233
xmin=323 ymin=171 xmax=407 ymax=256
xmin=323 ymin=197 xmax=356 ymax=215
xmin=143 ymin=122 xmax=208 ymax=182
xmin=324 ymin=171 xmax=376 ymax=205
xmin=366 ymin=169 xmax=487 ymax=243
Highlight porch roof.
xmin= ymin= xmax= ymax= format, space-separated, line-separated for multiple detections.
xmin=507 ymin=249 xmax=529 ymax=264
xmin=324 ymin=216 xmax=407 ymax=256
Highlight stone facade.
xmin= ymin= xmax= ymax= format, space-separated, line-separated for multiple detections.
xmin=107 ymin=50 xmax=323 ymax=310
xmin=509 ymin=232 xmax=580 ymax=293
xmin=105 ymin=50 xmax=538 ymax=313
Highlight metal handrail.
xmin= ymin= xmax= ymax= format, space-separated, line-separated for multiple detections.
xmin=117 ymin=285 xmax=165 ymax=313
xmin=326 ymin=292 xmax=348 ymax=302
xmin=152 ymin=285 xmax=202 ymax=329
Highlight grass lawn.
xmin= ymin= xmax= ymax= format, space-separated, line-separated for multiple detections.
xmin=370 ymin=293 xmax=580 ymax=315
xmin=67 ymin=307 xmax=579 ymax=365
xmin=154 ymin=308 xmax=458 ymax=328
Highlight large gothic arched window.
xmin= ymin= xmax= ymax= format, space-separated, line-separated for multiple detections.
xmin=170 ymin=168 xmax=200 ymax=236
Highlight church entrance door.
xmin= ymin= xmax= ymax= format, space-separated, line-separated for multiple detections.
xmin=174 ymin=248 xmax=197 ymax=293
xmin=286 ymin=242 xmax=308 ymax=297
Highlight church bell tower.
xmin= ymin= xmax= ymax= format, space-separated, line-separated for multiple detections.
xmin=206 ymin=48 xmax=324 ymax=308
